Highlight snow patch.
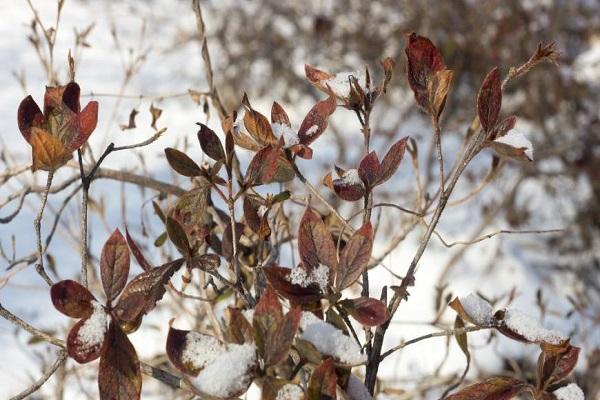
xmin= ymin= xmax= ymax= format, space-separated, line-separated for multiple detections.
xmin=77 ymin=301 xmax=109 ymax=348
xmin=275 ymin=383 xmax=304 ymax=400
xmin=304 ymin=124 xmax=319 ymax=137
xmin=272 ymin=122 xmax=299 ymax=147
xmin=494 ymin=130 xmax=534 ymax=160
xmin=324 ymin=71 xmax=365 ymax=97
xmin=190 ymin=342 xmax=256 ymax=398
xmin=346 ymin=374 xmax=372 ymax=400
xmin=503 ymin=308 xmax=567 ymax=345
xmin=552 ymin=383 xmax=585 ymax=400
xmin=181 ymin=332 xmax=225 ymax=370
xmin=300 ymin=312 xmax=365 ymax=365
xmin=288 ymin=264 xmax=330 ymax=292
xmin=460 ymin=294 xmax=493 ymax=325
xmin=339 ymin=169 xmax=363 ymax=187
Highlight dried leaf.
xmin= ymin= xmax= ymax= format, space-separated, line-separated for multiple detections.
xmin=335 ymin=222 xmax=373 ymax=290
xmin=67 ymin=308 xmax=109 ymax=363
xmin=264 ymin=307 xmax=302 ymax=366
xmin=263 ymin=266 xmax=323 ymax=304
xmin=297 ymin=95 xmax=336 ymax=146
xmin=120 ymin=108 xmax=139 ymax=131
xmin=427 ymin=69 xmax=453 ymax=119
xmin=244 ymin=106 xmax=277 ymax=145
xmin=308 ymin=358 xmax=337 ymax=400
xmin=228 ymin=308 xmax=254 ymax=345
xmin=298 ymin=207 xmax=337 ymax=272
xmin=125 ymin=229 xmax=153 ymax=272
xmin=375 ymin=137 xmax=408 ymax=185
xmin=271 ymin=102 xmax=291 ymax=127
xmin=536 ymin=344 xmax=580 ymax=390
xmin=246 ymin=145 xmax=281 ymax=186
xmin=477 ymin=68 xmax=502 ymax=133
xmin=445 ymin=377 xmax=530 ymax=400
xmin=166 ymin=216 xmax=191 ymax=257
xmin=29 ymin=127 xmax=72 ymax=172
xmin=149 ymin=103 xmax=162 ymax=129
xmin=100 ymin=229 xmax=130 ymax=302
xmin=358 ymin=151 xmax=380 ymax=187
xmin=405 ymin=32 xmax=445 ymax=111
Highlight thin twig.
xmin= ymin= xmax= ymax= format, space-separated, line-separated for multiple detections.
xmin=9 ymin=351 xmax=67 ymax=400
xmin=33 ymin=171 xmax=54 ymax=286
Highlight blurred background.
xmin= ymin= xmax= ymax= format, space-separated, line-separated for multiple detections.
xmin=0 ymin=0 xmax=599 ymax=398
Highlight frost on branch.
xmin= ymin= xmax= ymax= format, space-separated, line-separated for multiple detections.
xmin=299 ymin=311 xmax=366 ymax=365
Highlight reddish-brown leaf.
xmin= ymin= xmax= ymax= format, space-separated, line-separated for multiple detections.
xmin=445 ymin=377 xmax=530 ymax=400
xmin=166 ymin=325 xmax=199 ymax=375
xmin=164 ymin=147 xmax=202 ymax=177
xmin=100 ymin=229 xmax=130 ymax=302
xmin=17 ymin=95 xmax=44 ymax=142
xmin=263 ymin=266 xmax=323 ymax=304
xmin=67 ymin=308 xmax=109 ymax=363
xmin=308 ymin=358 xmax=337 ymax=400
xmin=71 ymin=101 xmax=98 ymax=150
xmin=51 ymin=279 xmax=95 ymax=318
xmin=490 ymin=116 xmax=517 ymax=141
xmin=98 ymin=322 xmax=141 ymax=400
xmin=297 ymin=95 xmax=336 ymax=146
xmin=228 ymin=308 xmax=254 ymax=345
xmin=335 ymin=222 xmax=373 ymax=290
xmin=477 ymin=67 xmax=502 ymax=133
xmin=305 ymin=64 xmax=333 ymax=90
xmin=271 ymin=101 xmax=291 ymax=127
xmin=197 ymin=123 xmax=225 ymax=162
xmin=358 ymin=151 xmax=380 ymax=187
xmin=246 ymin=145 xmax=281 ymax=185
xmin=427 ymin=69 xmax=453 ymax=119
xmin=339 ymin=297 xmax=388 ymax=326
xmin=166 ymin=216 xmax=191 ymax=257
xmin=253 ymin=285 xmax=283 ymax=360
xmin=329 ymin=171 xmax=366 ymax=202
xmin=125 ymin=229 xmax=153 ymax=272
xmin=405 ymin=32 xmax=445 ymax=110
xmin=29 ymin=127 xmax=72 ymax=172
xmin=537 ymin=344 xmax=580 ymax=390
xmin=375 ymin=136 xmax=408 ymax=186
xmin=244 ymin=107 xmax=277 ymax=146
xmin=298 ymin=207 xmax=338 ymax=272
xmin=113 ymin=259 xmax=184 ymax=324
xmin=264 ymin=307 xmax=302 ymax=366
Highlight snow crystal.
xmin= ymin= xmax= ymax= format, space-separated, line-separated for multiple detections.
xmin=552 ymin=383 xmax=585 ymax=400
xmin=181 ymin=332 xmax=225 ymax=370
xmin=339 ymin=169 xmax=364 ymax=187
xmin=304 ymin=124 xmax=319 ymax=137
xmin=258 ymin=205 xmax=269 ymax=218
xmin=77 ymin=301 xmax=110 ymax=348
xmin=494 ymin=130 xmax=534 ymax=160
xmin=191 ymin=343 xmax=256 ymax=398
xmin=300 ymin=312 xmax=366 ymax=365
xmin=503 ymin=308 xmax=567 ymax=345
xmin=460 ymin=294 xmax=493 ymax=325
xmin=324 ymin=71 xmax=365 ymax=97
xmin=346 ymin=374 xmax=372 ymax=400
xmin=275 ymin=383 xmax=304 ymax=400
xmin=272 ymin=122 xmax=299 ymax=147
xmin=288 ymin=264 xmax=330 ymax=292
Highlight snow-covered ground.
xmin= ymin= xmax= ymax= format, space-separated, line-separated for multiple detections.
xmin=0 ymin=1 xmax=596 ymax=398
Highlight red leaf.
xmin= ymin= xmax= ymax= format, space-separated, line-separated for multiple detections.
xmin=335 ymin=222 xmax=373 ymax=290
xmin=375 ymin=136 xmax=408 ymax=185
xmin=67 ymin=304 xmax=109 ymax=363
xmin=100 ymin=229 xmax=130 ymax=302
xmin=308 ymin=358 xmax=337 ymax=400
xmin=339 ymin=297 xmax=388 ymax=326
xmin=255 ymin=285 xmax=283 ymax=322
xmin=405 ymin=32 xmax=445 ymax=110
xmin=305 ymin=64 xmax=333 ymax=90
xmin=263 ymin=266 xmax=323 ymax=304
xmin=358 ymin=151 xmax=380 ymax=187
xmin=125 ymin=229 xmax=153 ymax=272
xmin=51 ymin=279 xmax=95 ymax=318
xmin=113 ymin=259 xmax=184 ymax=324
xmin=297 ymin=95 xmax=336 ymax=146
xmin=328 ymin=170 xmax=366 ymax=202
xmin=445 ymin=377 xmax=530 ymax=400
xmin=297 ymin=208 xmax=337 ymax=272
xmin=72 ymin=101 xmax=98 ymax=150
xmin=197 ymin=123 xmax=225 ymax=162
xmin=537 ymin=344 xmax=580 ymax=389
xmin=98 ymin=322 xmax=141 ymax=400
xmin=477 ymin=67 xmax=502 ymax=133
xmin=246 ymin=145 xmax=281 ymax=185
xmin=271 ymin=102 xmax=291 ymax=127
xmin=17 ymin=95 xmax=44 ymax=142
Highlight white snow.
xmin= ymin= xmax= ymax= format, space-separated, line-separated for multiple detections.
xmin=275 ymin=383 xmax=304 ymax=400
xmin=299 ymin=312 xmax=365 ymax=365
xmin=257 ymin=205 xmax=269 ymax=218
xmin=494 ymin=130 xmax=534 ymax=161
xmin=288 ymin=264 xmax=330 ymax=292
xmin=339 ymin=169 xmax=364 ymax=187
xmin=346 ymin=374 xmax=372 ymax=400
xmin=272 ymin=122 xmax=299 ymax=147
xmin=460 ymin=294 xmax=493 ymax=326
xmin=304 ymin=124 xmax=319 ymax=137
xmin=76 ymin=301 xmax=110 ymax=348
xmin=181 ymin=331 xmax=225 ymax=370
xmin=190 ymin=342 xmax=256 ymax=398
xmin=503 ymin=308 xmax=567 ymax=345
xmin=552 ymin=383 xmax=585 ymax=400
xmin=324 ymin=71 xmax=365 ymax=98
